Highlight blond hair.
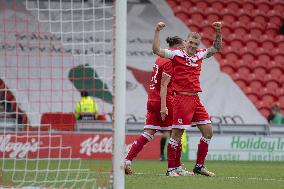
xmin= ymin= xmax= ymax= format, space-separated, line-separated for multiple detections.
xmin=187 ymin=32 xmax=201 ymax=40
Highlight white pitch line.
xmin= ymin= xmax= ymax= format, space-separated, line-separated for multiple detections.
xmin=132 ymin=172 xmax=284 ymax=182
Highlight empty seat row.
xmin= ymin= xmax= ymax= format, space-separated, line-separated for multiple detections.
xmin=168 ymin=0 xmax=284 ymax=118
xmin=175 ymin=0 xmax=284 ymax=12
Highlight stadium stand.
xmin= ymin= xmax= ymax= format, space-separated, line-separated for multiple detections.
xmin=0 ymin=78 xmax=28 ymax=127
xmin=167 ymin=0 xmax=284 ymax=118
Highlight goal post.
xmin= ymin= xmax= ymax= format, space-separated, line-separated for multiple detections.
xmin=113 ymin=0 xmax=127 ymax=188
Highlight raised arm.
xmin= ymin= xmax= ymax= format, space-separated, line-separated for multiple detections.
xmin=206 ymin=22 xmax=222 ymax=59
xmin=152 ymin=22 xmax=167 ymax=58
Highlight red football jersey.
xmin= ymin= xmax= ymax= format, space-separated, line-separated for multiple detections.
xmin=165 ymin=49 xmax=208 ymax=92
xmin=147 ymin=57 xmax=173 ymax=102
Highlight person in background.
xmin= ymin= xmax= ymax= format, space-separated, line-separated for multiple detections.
xmin=267 ymin=104 xmax=284 ymax=124
xmin=75 ymin=90 xmax=99 ymax=120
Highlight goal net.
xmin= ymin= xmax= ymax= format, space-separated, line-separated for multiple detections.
xmin=0 ymin=0 xmax=125 ymax=188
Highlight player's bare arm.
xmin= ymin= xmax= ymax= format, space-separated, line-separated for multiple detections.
xmin=206 ymin=22 xmax=222 ymax=59
xmin=160 ymin=73 xmax=171 ymax=121
xmin=152 ymin=22 xmax=166 ymax=58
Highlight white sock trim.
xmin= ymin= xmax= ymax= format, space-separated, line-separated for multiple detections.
xmin=142 ymin=132 xmax=154 ymax=141
xmin=201 ymin=137 xmax=211 ymax=144
xmin=125 ymin=160 xmax=131 ymax=165
xmin=168 ymin=138 xmax=179 ymax=148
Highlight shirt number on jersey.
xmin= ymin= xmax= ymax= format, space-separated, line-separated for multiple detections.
xmin=150 ymin=64 xmax=159 ymax=90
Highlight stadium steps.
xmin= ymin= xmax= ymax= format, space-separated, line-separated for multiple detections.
xmin=167 ymin=0 xmax=284 ymax=118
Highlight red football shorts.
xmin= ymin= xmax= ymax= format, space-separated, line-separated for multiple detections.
xmin=172 ymin=94 xmax=211 ymax=129
xmin=144 ymin=100 xmax=173 ymax=131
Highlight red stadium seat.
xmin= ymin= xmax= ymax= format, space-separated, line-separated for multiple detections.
xmin=190 ymin=12 xmax=204 ymax=23
xmin=235 ymin=79 xmax=247 ymax=89
xmin=202 ymin=38 xmax=211 ymax=47
xmin=237 ymin=66 xmax=251 ymax=77
xmin=265 ymin=80 xmax=279 ymax=93
xmin=278 ymin=41 xmax=284 ymax=51
xmin=224 ymin=52 xmax=240 ymax=62
xmin=233 ymin=59 xmax=246 ymax=69
xmin=230 ymin=72 xmax=239 ymax=80
xmin=227 ymin=1 xmax=241 ymax=13
xmin=258 ymin=34 xmax=271 ymax=43
xmin=243 ymin=86 xmax=253 ymax=94
xmin=180 ymin=1 xmax=193 ymax=9
xmin=202 ymin=25 xmax=215 ymax=35
xmin=214 ymin=53 xmax=222 ymax=62
xmin=266 ymin=28 xmax=278 ymax=38
xmin=189 ymin=25 xmax=200 ymax=33
xmin=255 ymin=100 xmax=264 ymax=109
xmin=238 ymin=14 xmax=252 ymax=26
xmin=266 ymin=22 xmax=279 ymax=30
xmin=41 ymin=112 xmax=76 ymax=131
xmin=269 ymin=67 xmax=282 ymax=79
xmin=279 ymin=95 xmax=284 ymax=107
xmin=242 ymin=52 xmax=255 ymax=63
xmin=275 ymin=88 xmax=284 ymax=98
xmin=230 ymin=39 xmax=243 ymax=50
xmin=196 ymin=1 xmax=209 ymax=10
xmin=176 ymin=12 xmax=189 ymax=22
xmin=234 ymin=27 xmax=248 ymax=38
xmin=274 ymin=54 xmax=284 ymax=64
xmin=249 ymin=28 xmax=262 ymax=39
xmin=261 ymin=94 xmax=275 ymax=106
xmin=259 ymin=107 xmax=270 ymax=118
xmin=242 ymin=2 xmax=255 ymax=13
xmin=246 ymin=40 xmax=259 ymax=49
xmin=270 ymin=15 xmax=282 ymax=26
xmin=221 ymin=65 xmax=235 ymax=75
xmin=211 ymin=1 xmax=225 ymax=12
xmin=206 ymin=13 xmax=219 ymax=23
xmin=247 ymin=93 xmax=259 ymax=104
xmin=222 ymin=28 xmax=232 ymax=41
xmin=246 ymin=73 xmax=257 ymax=83
xmin=254 ymin=47 xmax=267 ymax=57
xmin=253 ymin=15 xmax=267 ymax=26
xmin=250 ymin=79 xmax=263 ymax=91
xmin=223 ymin=13 xmax=236 ymax=24
xmin=261 ymin=40 xmax=275 ymax=51
xmin=257 ymin=2 xmax=271 ymax=13
xmin=254 ymin=66 xmax=267 ymax=78
xmin=274 ymin=35 xmax=284 ymax=43
xmin=273 ymin=3 xmax=284 ymax=14
xmin=257 ymin=54 xmax=270 ymax=64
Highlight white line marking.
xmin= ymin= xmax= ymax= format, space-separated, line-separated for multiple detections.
xmin=131 ymin=172 xmax=284 ymax=182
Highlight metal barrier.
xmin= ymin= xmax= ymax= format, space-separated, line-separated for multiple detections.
xmin=0 ymin=119 xmax=283 ymax=135
xmin=75 ymin=120 xmax=284 ymax=135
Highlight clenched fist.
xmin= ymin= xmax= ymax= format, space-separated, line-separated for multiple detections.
xmin=212 ymin=22 xmax=222 ymax=30
xmin=156 ymin=22 xmax=166 ymax=31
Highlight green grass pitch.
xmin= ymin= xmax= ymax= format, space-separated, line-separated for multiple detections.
xmin=0 ymin=160 xmax=283 ymax=189
xmin=126 ymin=160 xmax=284 ymax=189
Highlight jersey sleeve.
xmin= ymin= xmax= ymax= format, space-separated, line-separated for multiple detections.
xmin=196 ymin=48 xmax=208 ymax=59
xmin=162 ymin=60 xmax=172 ymax=78
xmin=164 ymin=49 xmax=181 ymax=59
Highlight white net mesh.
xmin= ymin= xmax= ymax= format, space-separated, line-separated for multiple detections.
xmin=0 ymin=0 xmax=115 ymax=188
